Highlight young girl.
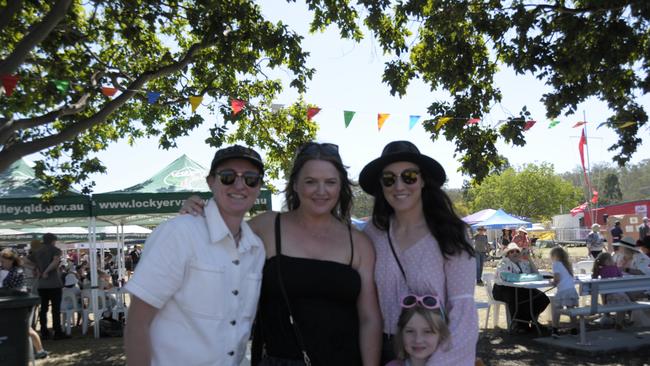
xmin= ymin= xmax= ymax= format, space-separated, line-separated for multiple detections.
xmin=591 ymin=252 xmax=630 ymax=327
xmin=386 ymin=295 xmax=449 ymax=366
xmin=549 ymin=247 xmax=579 ymax=336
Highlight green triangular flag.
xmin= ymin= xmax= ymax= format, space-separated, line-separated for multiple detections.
xmin=343 ymin=110 xmax=356 ymax=128
xmin=548 ymin=119 xmax=560 ymax=128
xmin=53 ymin=80 xmax=70 ymax=94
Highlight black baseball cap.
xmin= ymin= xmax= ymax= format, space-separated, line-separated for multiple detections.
xmin=209 ymin=145 xmax=264 ymax=174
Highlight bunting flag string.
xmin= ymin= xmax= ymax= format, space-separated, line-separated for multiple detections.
xmin=1 ymin=73 xmax=645 ymax=131
xmin=231 ymin=99 xmax=246 ymax=116
xmin=344 ymin=111 xmax=356 ymax=128
xmin=189 ymin=95 xmax=203 ymax=113
xmin=409 ymin=115 xmax=421 ymax=130
xmin=377 ymin=113 xmax=390 ymax=131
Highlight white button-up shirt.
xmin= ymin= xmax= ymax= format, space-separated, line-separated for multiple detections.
xmin=126 ymin=199 xmax=265 ymax=366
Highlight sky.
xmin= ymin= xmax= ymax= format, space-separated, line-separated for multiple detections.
xmin=25 ymin=1 xmax=650 ymax=199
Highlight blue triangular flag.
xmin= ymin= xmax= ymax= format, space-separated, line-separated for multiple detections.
xmin=409 ymin=115 xmax=421 ymax=130
xmin=147 ymin=91 xmax=161 ymax=104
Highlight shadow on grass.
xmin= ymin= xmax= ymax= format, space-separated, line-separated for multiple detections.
xmin=478 ymin=328 xmax=649 ymax=366
xmin=37 ymin=336 xmax=124 ymax=366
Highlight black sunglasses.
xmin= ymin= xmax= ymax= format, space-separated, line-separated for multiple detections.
xmin=380 ymin=169 xmax=420 ymax=187
xmin=297 ymin=142 xmax=339 ymax=157
xmin=215 ymin=169 xmax=262 ymax=188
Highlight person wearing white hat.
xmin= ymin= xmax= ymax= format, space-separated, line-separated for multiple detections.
xmin=614 ymin=237 xmax=650 ymax=276
xmin=585 ymin=224 xmax=605 ymax=259
xmin=492 ymin=243 xmax=550 ymax=333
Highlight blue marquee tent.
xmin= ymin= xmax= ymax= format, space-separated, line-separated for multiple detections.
xmin=470 ymin=209 xmax=532 ymax=230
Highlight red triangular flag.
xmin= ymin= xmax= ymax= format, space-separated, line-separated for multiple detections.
xmin=591 ymin=190 xmax=599 ymax=204
xmin=307 ymin=107 xmax=321 ymax=121
xmin=1 ymin=75 xmax=19 ymax=96
xmin=573 ymin=121 xmax=586 ymax=128
xmin=578 ymin=128 xmax=587 ymax=170
xmin=231 ymin=99 xmax=245 ymax=115
xmin=101 ymin=87 xmax=117 ymax=97
xmin=570 ymin=202 xmax=588 ymax=216
xmin=523 ymin=120 xmax=536 ymax=131
xmin=466 ymin=118 xmax=480 ymax=125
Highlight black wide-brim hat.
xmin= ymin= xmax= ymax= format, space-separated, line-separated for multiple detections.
xmin=359 ymin=140 xmax=446 ymax=196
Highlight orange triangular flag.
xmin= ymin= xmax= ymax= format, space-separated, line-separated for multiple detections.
xmin=101 ymin=86 xmax=117 ymax=97
xmin=377 ymin=113 xmax=390 ymax=131
xmin=1 ymin=75 xmax=19 ymax=96
xmin=189 ymin=96 xmax=203 ymax=113
xmin=572 ymin=121 xmax=586 ymax=128
xmin=231 ymin=99 xmax=245 ymax=115
xmin=307 ymin=107 xmax=321 ymax=121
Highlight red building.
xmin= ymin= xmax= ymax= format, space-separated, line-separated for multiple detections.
xmin=582 ymin=199 xmax=649 ymax=228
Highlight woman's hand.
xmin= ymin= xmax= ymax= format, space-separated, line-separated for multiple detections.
xmin=179 ymin=195 xmax=205 ymax=216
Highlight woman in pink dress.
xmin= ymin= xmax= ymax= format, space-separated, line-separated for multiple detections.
xmin=359 ymin=141 xmax=478 ymax=366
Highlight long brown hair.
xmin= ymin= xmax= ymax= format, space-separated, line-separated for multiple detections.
xmin=393 ymin=305 xmax=450 ymax=360
xmin=550 ymin=246 xmax=573 ymax=276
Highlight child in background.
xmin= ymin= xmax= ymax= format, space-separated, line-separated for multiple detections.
xmin=549 ymin=247 xmax=579 ymax=336
xmin=386 ymin=294 xmax=449 ymax=366
xmin=592 ymin=252 xmax=629 ymax=327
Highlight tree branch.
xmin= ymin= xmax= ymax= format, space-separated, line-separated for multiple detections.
xmin=0 ymin=38 xmax=218 ymax=172
xmin=0 ymin=0 xmax=23 ymax=35
xmin=524 ymin=2 xmax=634 ymax=15
xmin=0 ymin=0 xmax=73 ymax=75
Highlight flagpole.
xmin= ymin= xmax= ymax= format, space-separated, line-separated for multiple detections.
xmin=583 ymin=110 xmax=595 ymax=225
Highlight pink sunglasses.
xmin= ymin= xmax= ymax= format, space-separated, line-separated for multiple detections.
xmin=400 ymin=294 xmax=446 ymax=322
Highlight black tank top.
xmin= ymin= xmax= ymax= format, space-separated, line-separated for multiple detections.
xmin=252 ymin=214 xmax=362 ymax=365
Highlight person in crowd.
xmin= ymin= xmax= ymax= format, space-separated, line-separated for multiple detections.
xmin=610 ymin=221 xmax=623 ymax=245
xmin=473 ymin=226 xmax=490 ymax=285
xmin=512 ymin=227 xmax=531 ymax=251
xmin=639 ymin=236 xmax=650 ymax=257
xmin=385 ymin=294 xmax=450 ymax=366
xmin=500 ymin=229 xmax=512 ymax=247
xmin=28 ymin=233 xmax=69 ymax=340
xmin=493 ymin=243 xmax=550 ymax=334
xmin=585 ymin=223 xmax=605 ymax=259
xmin=358 ymin=140 xmax=477 ymax=365
xmin=640 ymin=217 xmax=650 ymax=240
xmin=182 ymin=142 xmax=384 ymax=365
xmin=1 ymin=248 xmax=49 ymax=359
xmin=615 ymin=237 xmax=650 ymax=276
xmin=548 ymin=247 xmax=578 ymax=336
xmin=591 ymin=252 xmax=633 ymax=327
xmin=125 ymin=145 xmax=268 ymax=366
xmin=129 ymin=245 xmax=142 ymax=271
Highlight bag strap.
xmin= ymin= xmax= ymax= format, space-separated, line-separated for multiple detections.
xmin=386 ymin=224 xmax=407 ymax=283
xmin=274 ymin=214 xmax=312 ymax=366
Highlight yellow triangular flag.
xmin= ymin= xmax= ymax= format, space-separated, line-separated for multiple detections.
xmin=378 ymin=113 xmax=390 ymax=131
xmin=618 ymin=121 xmax=635 ymax=129
xmin=189 ymin=96 xmax=203 ymax=113
xmin=436 ymin=116 xmax=452 ymax=131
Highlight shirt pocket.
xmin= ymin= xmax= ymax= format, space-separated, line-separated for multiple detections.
xmin=242 ymin=273 xmax=262 ymax=318
xmin=177 ymin=261 xmax=226 ymax=320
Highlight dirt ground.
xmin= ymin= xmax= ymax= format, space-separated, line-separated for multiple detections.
xmin=33 ymin=252 xmax=650 ymax=366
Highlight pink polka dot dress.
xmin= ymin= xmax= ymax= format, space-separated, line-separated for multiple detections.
xmin=365 ymin=222 xmax=478 ymax=366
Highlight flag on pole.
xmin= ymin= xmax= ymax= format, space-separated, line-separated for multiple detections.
xmin=591 ymin=190 xmax=599 ymax=204
xmin=343 ymin=111 xmax=356 ymax=128
xmin=377 ymin=113 xmax=390 ymax=131
xmin=307 ymin=107 xmax=321 ymax=121
xmin=578 ymin=127 xmax=593 ymax=194
xmin=570 ymin=202 xmax=588 ymax=216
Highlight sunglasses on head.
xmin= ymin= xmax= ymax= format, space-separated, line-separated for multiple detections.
xmin=215 ymin=169 xmax=262 ymax=188
xmin=401 ymin=294 xmax=441 ymax=310
xmin=297 ymin=142 xmax=339 ymax=157
xmin=380 ymin=169 xmax=420 ymax=187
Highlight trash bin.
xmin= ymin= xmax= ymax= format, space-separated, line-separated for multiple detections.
xmin=0 ymin=288 xmax=40 ymax=366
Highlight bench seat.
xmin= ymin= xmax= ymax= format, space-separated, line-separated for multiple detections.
xmin=561 ymin=301 xmax=650 ymax=317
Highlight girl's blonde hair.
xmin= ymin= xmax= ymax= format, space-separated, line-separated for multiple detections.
xmin=1 ymin=248 xmax=23 ymax=267
xmin=592 ymin=252 xmax=613 ymax=278
xmin=393 ymin=305 xmax=450 ymax=360
xmin=550 ymin=246 xmax=573 ymax=276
